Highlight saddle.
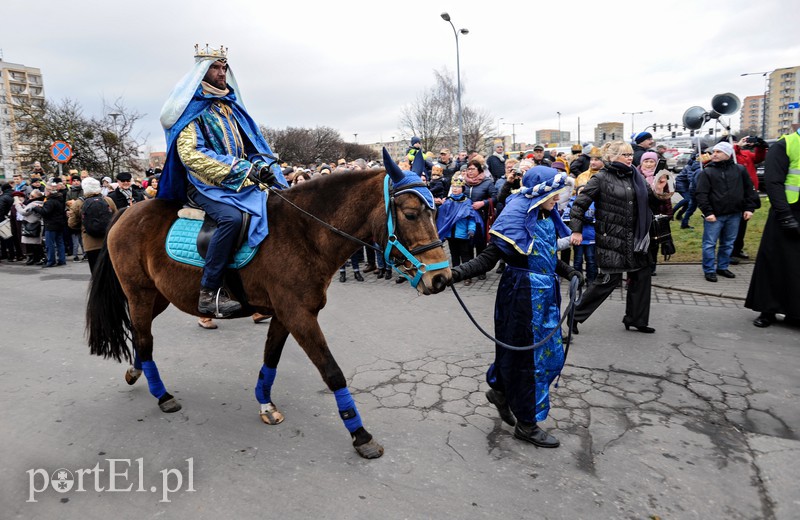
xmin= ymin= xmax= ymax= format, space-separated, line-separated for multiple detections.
xmin=181 ymin=197 xmax=251 ymax=259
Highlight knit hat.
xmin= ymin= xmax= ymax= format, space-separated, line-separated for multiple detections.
xmin=81 ymin=177 xmax=102 ymax=196
xmin=641 ymin=151 xmax=659 ymax=164
xmin=411 ymin=136 xmax=421 ymax=146
xmin=583 ymin=143 xmax=594 ymax=155
xmin=102 ymin=176 xmax=112 ymax=184
xmin=712 ymin=141 xmax=734 ymax=157
xmin=633 ymin=132 xmax=653 ymax=144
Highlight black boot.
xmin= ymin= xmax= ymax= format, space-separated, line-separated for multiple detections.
xmin=354 ymin=271 xmax=364 ymax=282
xmin=339 ymin=271 xmax=346 ymax=283
xmin=485 ymin=389 xmax=516 ymax=426
xmin=198 ymin=287 xmax=241 ymax=318
xmin=514 ymin=421 xmax=560 ymax=448
xmin=25 ymin=255 xmax=35 ymax=265
xmin=384 ymin=268 xmax=392 ymax=280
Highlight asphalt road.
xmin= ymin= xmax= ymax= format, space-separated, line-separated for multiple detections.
xmin=1 ymin=260 xmax=798 ymax=519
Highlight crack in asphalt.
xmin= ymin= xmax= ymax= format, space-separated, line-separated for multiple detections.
xmin=347 ymin=337 xmax=792 ymax=518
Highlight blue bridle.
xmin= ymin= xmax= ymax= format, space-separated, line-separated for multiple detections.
xmin=382 ymin=175 xmax=450 ymax=288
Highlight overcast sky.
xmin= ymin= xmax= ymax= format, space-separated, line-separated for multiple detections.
xmin=4 ymin=0 xmax=799 ymax=152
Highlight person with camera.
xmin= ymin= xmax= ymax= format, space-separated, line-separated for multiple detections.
xmin=730 ymin=136 xmax=768 ymax=261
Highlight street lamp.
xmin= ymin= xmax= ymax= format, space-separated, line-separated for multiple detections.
xmin=556 ymin=111 xmax=561 ymax=146
xmin=502 ymin=121 xmax=524 ymax=151
xmin=108 ymin=112 xmax=121 ymax=175
xmin=440 ymin=12 xmax=469 ymax=153
xmin=353 ymin=133 xmax=358 ymax=143
xmin=741 ymin=71 xmax=770 ymax=138
xmin=622 ymin=110 xmax=653 ymax=139
xmin=498 ymin=117 xmax=504 ymax=138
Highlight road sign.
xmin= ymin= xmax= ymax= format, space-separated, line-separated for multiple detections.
xmin=50 ymin=141 xmax=73 ymax=163
xmin=788 ymin=102 xmax=800 ymax=109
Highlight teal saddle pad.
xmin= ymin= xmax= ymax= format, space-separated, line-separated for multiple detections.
xmin=166 ymin=218 xmax=258 ymax=269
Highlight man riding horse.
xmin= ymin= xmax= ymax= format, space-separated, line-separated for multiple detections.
xmin=158 ymin=44 xmax=288 ymax=318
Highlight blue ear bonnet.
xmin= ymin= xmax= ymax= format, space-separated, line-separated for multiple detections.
xmin=382 ymin=147 xmax=435 ymax=209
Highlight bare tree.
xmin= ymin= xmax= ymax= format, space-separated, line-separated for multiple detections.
xmin=90 ymin=98 xmax=145 ymax=176
xmin=399 ymin=70 xmax=458 ymax=153
xmin=462 ymin=105 xmax=496 ymax=153
xmin=262 ymin=125 xmax=345 ymax=165
xmin=399 ymin=70 xmax=496 ymax=155
xmin=15 ymin=97 xmax=144 ymax=176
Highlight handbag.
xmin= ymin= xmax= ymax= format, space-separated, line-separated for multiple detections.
xmin=21 ymin=220 xmax=41 ymax=238
xmin=0 ymin=218 xmax=11 ymax=239
xmin=650 ymin=214 xmax=672 ymax=244
xmin=650 ymin=214 xmax=676 ymax=260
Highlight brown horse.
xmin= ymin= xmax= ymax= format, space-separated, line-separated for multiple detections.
xmin=86 ymin=161 xmax=451 ymax=458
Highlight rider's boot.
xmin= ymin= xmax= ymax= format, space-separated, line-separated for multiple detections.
xmin=198 ymin=287 xmax=242 ymax=318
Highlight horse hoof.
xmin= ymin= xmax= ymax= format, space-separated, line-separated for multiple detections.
xmin=259 ymin=403 xmax=284 ymax=425
xmin=354 ymin=439 xmax=384 ymax=459
xmin=158 ymin=395 xmax=182 ymax=413
xmin=125 ymin=367 xmax=142 ymax=386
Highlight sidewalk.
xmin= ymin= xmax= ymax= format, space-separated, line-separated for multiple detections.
xmin=652 ymin=260 xmax=753 ymax=300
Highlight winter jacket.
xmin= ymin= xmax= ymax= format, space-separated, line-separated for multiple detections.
xmin=568 ymin=162 xmax=654 ymax=272
xmin=569 ymin=155 xmax=590 ymax=177
xmin=15 ymin=197 xmax=44 ymax=243
xmin=486 ymin=154 xmax=505 ymax=181
xmin=35 ymin=191 xmax=67 ymax=232
xmin=734 ymin=144 xmax=767 ymax=188
xmin=632 ymin=144 xmax=649 ymax=166
xmin=67 ymin=195 xmax=118 ymax=251
xmin=695 ymin=158 xmax=760 ymax=217
xmin=428 ymin=178 xmax=447 ymax=200
xmin=0 ymin=190 xmax=13 ymax=222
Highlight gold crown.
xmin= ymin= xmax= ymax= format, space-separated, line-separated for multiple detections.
xmin=451 ymin=177 xmax=465 ymax=187
xmin=194 ymin=43 xmax=228 ymax=61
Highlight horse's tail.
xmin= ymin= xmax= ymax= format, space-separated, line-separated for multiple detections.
xmin=86 ymin=217 xmax=133 ymax=363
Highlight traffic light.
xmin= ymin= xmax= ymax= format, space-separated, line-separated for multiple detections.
xmin=690 ymin=130 xmax=695 ymax=136
xmin=653 ymin=122 xmax=658 ymax=131
xmin=667 ymin=123 xmax=672 ymax=131
xmin=708 ymin=129 xmax=714 ymax=135
xmin=602 ymin=132 xmax=606 ymax=140
xmin=611 ymin=133 xmax=616 ymax=140
xmin=672 ymin=132 xmax=676 ymax=138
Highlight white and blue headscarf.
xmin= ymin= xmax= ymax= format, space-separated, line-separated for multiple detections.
xmin=489 ymin=166 xmax=571 ymax=256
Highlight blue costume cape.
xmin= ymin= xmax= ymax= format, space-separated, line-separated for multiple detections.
xmin=158 ymin=86 xmax=287 ymax=247
xmin=436 ymin=195 xmax=483 ymax=240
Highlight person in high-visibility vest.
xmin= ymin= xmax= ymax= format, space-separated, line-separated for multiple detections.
xmin=745 ymin=129 xmax=800 ymax=327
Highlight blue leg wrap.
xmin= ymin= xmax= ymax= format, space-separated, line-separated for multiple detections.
xmin=133 ymin=353 xmax=142 ymax=370
xmin=141 ymin=360 xmax=167 ymax=399
xmin=333 ymin=388 xmax=363 ymax=433
xmin=254 ymin=365 xmax=277 ymax=404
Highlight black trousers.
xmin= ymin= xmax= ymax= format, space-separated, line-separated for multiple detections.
xmin=447 ymin=238 xmax=474 ymax=267
xmin=732 ymin=217 xmax=747 ymax=256
xmin=573 ymin=268 xmax=652 ymax=327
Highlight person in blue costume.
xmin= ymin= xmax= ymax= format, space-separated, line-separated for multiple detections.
xmin=450 ymin=166 xmax=583 ymax=448
xmin=436 ymin=177 xmax=483 ymax=285
xmin=158 ymin=45 xmax=288 ymax=318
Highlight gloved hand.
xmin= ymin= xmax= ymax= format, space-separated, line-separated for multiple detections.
xmin=569 ymin=270 xmax=585 ymax=288
xmin=778 ymin=215 xmax=800 ymax=235
xmin=247 ymin=167 xmax=263 ymax=186
xmin=450 ymin=265 xmax=464 ymax=284
xmin=259 ymin=166 xmax=277 ymax=185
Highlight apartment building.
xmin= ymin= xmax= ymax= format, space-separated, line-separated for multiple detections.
xmin=0 ymin=58 xmax=45 ymax=180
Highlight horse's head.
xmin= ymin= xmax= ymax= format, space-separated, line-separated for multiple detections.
xmin=383 ymin=148 xmax=451 ymax=295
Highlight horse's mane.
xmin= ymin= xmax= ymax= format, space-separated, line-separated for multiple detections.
xmin=276 ymin=169 xmax=386 ymax=209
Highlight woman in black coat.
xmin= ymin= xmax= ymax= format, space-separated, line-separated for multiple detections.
xmin=568 ymin=141 xmax=657 ymax=333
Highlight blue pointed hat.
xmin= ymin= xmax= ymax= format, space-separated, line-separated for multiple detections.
xmin=382 ymin=148 xmax=435 ymax=209
xmin=489 ymin=165 xmax=570 ymax=255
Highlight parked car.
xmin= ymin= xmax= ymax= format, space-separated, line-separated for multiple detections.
xmin=671 ymin=152 xmax=693 ymax=173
